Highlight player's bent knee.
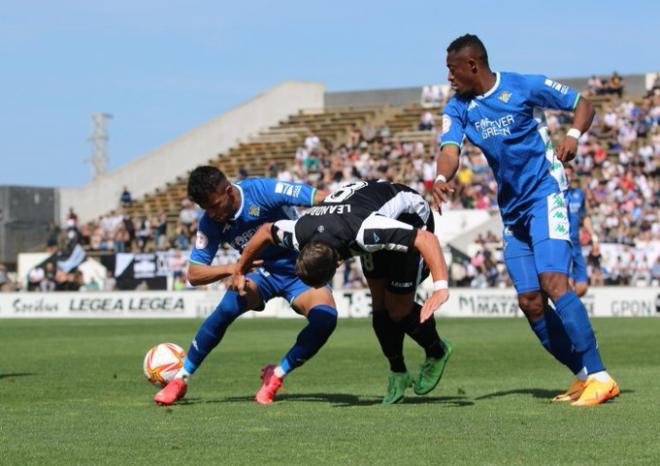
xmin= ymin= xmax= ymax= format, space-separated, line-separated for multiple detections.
xmin=539 ymin=272 xmax=570 ymax=301
xmin=294 ymin=287 xmax=336 ymax=316
xmin=517 ymin=291 xmax=544 ymax=321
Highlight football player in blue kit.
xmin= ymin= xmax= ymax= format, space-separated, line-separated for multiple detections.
xmin=433 ymin=34 xmax=619 ymax=406
xmin=154 ymin=166 xmax=337 ymax=406
xmin=563 ymin=164 xmax=597 ymax=297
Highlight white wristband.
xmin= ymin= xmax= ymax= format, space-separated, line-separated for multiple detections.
xmin=433 ymin=280 xmax=448 ymax=291
xmin=435 ymin=174 xmax=447 ymax=184
xmin=567 ymin=128 xmax=582 ymax=139
xmin=592 ymin=234 xmax=599 ymax=243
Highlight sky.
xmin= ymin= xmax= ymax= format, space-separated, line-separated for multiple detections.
xmin=1 ymin=0 xmax=658 ymax=188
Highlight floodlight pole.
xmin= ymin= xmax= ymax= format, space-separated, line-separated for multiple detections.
xmin=86 ymin=112 xmax=113 ymax=179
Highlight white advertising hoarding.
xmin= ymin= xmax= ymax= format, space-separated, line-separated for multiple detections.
xmin=0 ymin=287 xmax=657 ymax=319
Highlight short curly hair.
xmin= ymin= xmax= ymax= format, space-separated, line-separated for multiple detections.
xmin=447 ymin=34 xmax=489 ymax=66
xmin=187 ymin=166 xmax=228 ymax=205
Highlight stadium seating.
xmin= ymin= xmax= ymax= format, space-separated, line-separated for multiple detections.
xmin=43 ymin=88 xmax=657 ymax=290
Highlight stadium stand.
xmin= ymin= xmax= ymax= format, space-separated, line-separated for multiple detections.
xmin=13 ymin=78 xmax=659 ymax=291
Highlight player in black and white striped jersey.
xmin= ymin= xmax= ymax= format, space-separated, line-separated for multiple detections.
xmin=232 ymin=180 xmax=454 ymax=404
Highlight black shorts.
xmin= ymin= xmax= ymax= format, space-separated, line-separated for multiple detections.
xmin=360 ymin=249 xmax=430 ymax=294
xmin=359 ymin=209 xmax=434 ymax=294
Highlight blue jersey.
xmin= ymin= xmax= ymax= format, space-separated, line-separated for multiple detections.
xmin=564 ymin=187 xmax=586 ymax=242
xmin=190 ymin=178 xmax=317 ymax=271
xmin=440 ymin=71 xmax=580 ymax=226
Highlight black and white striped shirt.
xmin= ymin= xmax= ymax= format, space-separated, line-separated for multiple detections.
xmin=271 ymin=180 xmax=433 ymax=258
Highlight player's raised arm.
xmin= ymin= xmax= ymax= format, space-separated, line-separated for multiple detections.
xmin=527 ymin=76 xmax=595 ymax=163
xmin=413 ymin=230 xmax=450 ymax=323
xmin=556 ymin=96 xmax=595 ymax=163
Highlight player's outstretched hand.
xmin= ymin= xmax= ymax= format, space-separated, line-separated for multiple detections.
xmin=420 ymin=289 xmax=449 ymax=323
xmin=432 ymin=181 xmax=454 ymax=214
xmin=229 ymin=260 xmax=262 ymax=296
xmin=231 ymin=271 xmax=248 ymax=296
xmin=556 ymin=136 xmax=579 ymax=162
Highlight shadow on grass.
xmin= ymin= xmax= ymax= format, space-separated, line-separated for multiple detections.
xmin=180 ymin=393 xmax=474 ymax=408
xmin=475 ymin=388 xmax=634 ymax=401
xmin=475 ymin=388 xmax=562 ymax=400
xmin=0 ymin=372 xmax=35 ymax=380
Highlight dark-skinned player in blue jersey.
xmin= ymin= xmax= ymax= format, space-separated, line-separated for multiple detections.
xmin=433 ymin=34 xmax=618 ymax=406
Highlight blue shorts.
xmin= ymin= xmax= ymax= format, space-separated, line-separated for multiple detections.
xmin=248 ymin=266 xmax=312 ymax=307
xmin=503 ymin=193 xmax=572 ymax=294
xmin=569 ymin=241 xmax=589 ymax=284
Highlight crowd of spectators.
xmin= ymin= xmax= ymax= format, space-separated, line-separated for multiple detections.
xmin=455 ymin=91 xmax=660 ymax=288
xmin=280 ymin=88 xmax=659 ymax=289
xmin=5 ymin=78 xmax=658 ymax=292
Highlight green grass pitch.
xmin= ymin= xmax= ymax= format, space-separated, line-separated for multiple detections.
xmin=1 ymin=317 xmax=659 ymax=465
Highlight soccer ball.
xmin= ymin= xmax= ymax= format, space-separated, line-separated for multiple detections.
xmin=143 ymin=342 xmax=186 ymax=387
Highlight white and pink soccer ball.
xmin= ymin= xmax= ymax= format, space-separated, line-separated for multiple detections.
xmin=143 ymin=343 xmax=186 ymax=387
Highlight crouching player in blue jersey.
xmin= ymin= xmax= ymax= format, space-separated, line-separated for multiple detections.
xmin=564 ymin=165 xmax=598 ymax=297
xmin=433 ymin=35 xmax=619 ymax=406
xmin=154 ymin=166 xmax=337 ymax=406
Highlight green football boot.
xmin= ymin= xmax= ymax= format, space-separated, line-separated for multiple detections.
xmin=414 ymin=340 xmax=453 ymax=395
xmin=382 ymin=371 xmax=413 ymax=405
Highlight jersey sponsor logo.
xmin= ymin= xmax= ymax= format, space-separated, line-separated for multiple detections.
xmin=275 ymin=182 xmax=302 ymax=198
xmin=441 ymin=115 xmax=452 ymax=134
xmin=498 ymin=91 xmax=512 ymax=103
xmin=195 ymin=232 xmax=208 ymax=249
xmin=474 ymin=115 xmax=515 ymax=139
xmin=544 ymin=78 xmax=569 ymax=95
xmin=391 ymin=281 xmax=413 ymax=288
xmin=306 ymin=204 xmax=352 ymax=216
xmin=231 ymin=227 xmax=258 ymax=250
xmin=248 ymin=205 xmax=260 ymax=217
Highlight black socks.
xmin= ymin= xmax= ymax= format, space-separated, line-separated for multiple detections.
xmin=372 ymin=311 xmax=406 ymax=372
xmin=397 ymin=303 xmax=445 ymax=359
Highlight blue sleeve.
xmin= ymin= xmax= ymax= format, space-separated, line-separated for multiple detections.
xmin=189 ymin=214 xmax=221 ymax=265
xmin=252 ymin=178 xmax=317 ymax=208
xmin=526 ymin=75 xmax=581 ymax=112
xmin=439 ymin=98 xmax=466 ymax=149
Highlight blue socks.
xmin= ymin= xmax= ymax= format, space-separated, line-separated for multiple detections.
xmin=278 ymin=305 xmax=337 ymax=374
xmin=529 ymin=305 xmax=582 ymax=374
xmin=183 ymin=291 xmax=246 ymax=374
xmin=543 ymin=303 xmax=583 ymax=374
xmin=553 ymin=291 xmax=605 ymax=374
